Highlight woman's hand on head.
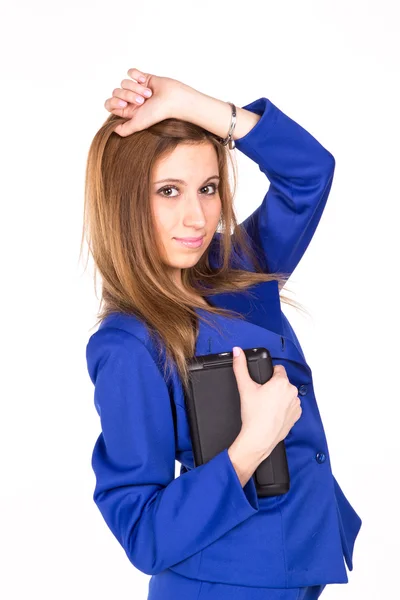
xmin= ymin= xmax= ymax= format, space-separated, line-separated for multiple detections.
xmin=104 ymin=67 xmax=185 ymax=137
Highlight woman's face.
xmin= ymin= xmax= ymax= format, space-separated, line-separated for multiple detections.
xmin=150 ymin=142 xmax=222 ymax=288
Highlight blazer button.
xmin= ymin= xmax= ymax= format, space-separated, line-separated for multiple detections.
xmin=299 ymin=384 xmax=308 ymax=396
xmin=315 ymin=451 xmax=326 ymax=464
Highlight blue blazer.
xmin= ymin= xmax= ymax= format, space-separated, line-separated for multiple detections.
xmin=86 ymin=97 xmax=362 ymax=589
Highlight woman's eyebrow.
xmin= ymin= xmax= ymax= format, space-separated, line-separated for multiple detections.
xmin=154 ymin=175 xmax=220 ymax=185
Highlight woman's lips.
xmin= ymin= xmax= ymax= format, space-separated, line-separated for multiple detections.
xmin=174 ymin=236 xmax=204 ymax=248
xmin=174 ymin=236 xmax=204 ymax=242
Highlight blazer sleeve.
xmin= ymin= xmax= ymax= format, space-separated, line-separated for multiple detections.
xmin=86 ymin=326 xmax=259 ymax=576
xmin=234 ymin=96 xmax=336 ymax=279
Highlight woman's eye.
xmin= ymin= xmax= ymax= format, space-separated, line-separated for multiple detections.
xmin=158 ymin=186 xmax=179 ymax=198
xmin=158 ymin=183 xmax=217 ymax=198
xmin=201 ymin=184 xmax=217 ymax=194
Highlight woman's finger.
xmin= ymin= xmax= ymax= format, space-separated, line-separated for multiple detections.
xmin=120 ymin=78 xmax=152 ymax=98
xmin=112 ymin=87 xmax=148 ymax=106
xmin=114 ymin=120 xmax=136 ymax=137
xmin=104 ymin=96 xmax=131 ymax=112
xmin=127 ymin=67 xmax=148 ymax=84
xmin=113 ymin=103 xmax=153 ymax=137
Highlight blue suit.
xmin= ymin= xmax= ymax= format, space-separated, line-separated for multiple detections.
xmin=86 ymin=97 xmax=362 ymax=599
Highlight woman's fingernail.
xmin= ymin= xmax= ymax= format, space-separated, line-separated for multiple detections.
xmin=139 ymin=76 xmax=146 ymax=82
xmin=136 ymin=96 xmax=144 ymax=104
xmin=118 ymin=100 xmax=127 ymax=107
xmin=143 ymin=89 xmax=152 ymax=97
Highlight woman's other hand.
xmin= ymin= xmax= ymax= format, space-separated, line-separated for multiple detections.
xmin=104 ymin=67 xmax=185 ymax=137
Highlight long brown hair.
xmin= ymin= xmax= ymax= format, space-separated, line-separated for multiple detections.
xmin=79 ymin=112 xmax=308 ymax=398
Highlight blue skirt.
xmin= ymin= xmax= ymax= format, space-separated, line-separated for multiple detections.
xmin=148 ymin=569 xmax=326 ymax=600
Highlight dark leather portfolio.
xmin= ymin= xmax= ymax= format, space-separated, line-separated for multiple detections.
xmin=184 ymin=347 xmax=290 ymax=498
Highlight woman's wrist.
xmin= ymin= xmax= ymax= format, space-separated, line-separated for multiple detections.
xmin=228 ymin=430 xmax=269 ymax=488
xmin=170 ymin=83 xmax=261 ymax=143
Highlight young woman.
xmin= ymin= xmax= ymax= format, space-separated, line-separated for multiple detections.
xmin=82 ymin=68 xmax=362 ymax=600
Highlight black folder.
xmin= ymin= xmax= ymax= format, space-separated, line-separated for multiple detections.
xmin=185 ymin=347 xmax=290 ymax=497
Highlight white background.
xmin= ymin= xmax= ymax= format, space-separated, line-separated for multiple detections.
xmin=1 ymin=1 xmax=399 ymax=598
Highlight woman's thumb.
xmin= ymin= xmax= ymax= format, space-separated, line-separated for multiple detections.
xmin=232 ymin=347 xmax=250 ymax=395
